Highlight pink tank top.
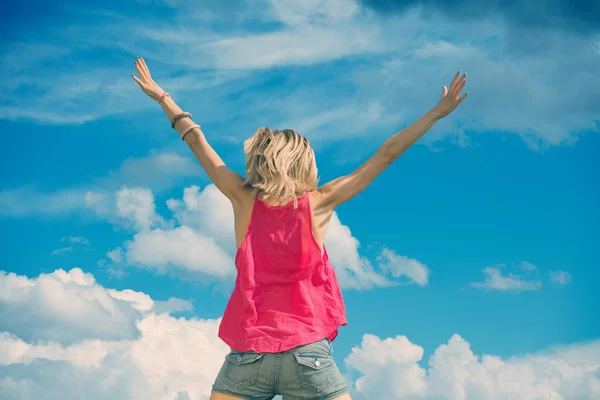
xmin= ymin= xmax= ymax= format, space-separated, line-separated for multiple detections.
xmin=218 ymin=192 xmax=347 ymax=353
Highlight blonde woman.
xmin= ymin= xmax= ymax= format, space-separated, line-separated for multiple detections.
xmin=133 ymin=57 xmax=468 ymax=400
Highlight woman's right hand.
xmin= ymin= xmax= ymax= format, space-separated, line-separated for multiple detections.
xmin=132 ymin=56 xmax=165 ymax=102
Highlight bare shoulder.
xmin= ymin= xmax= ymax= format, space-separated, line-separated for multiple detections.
xmin=234 ymin=186 xmax=257 ymax=211
xmin=309 ymin=188 xmax=335 ymax=213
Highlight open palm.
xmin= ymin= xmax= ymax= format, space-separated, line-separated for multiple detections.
xmin=433 ymin=71 xmax=468 ymax=118
xmin=131 ymin=56 xmax=164 ymax=101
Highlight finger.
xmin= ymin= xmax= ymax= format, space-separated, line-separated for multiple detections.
xmin=449 ymin=71 xmax=460 ymax=90
xmin=454 ymin=73 xmax=467 ymax=92
xmin=453 ymin=77 xmax=467 ymax=96
xmin=134 ymin=61 xmax=147 ymax=80
xmin=458 ymin=91 xmax=469 ymax=104
xmin=132 ymin=74 xmax=144 ymax=87
xmin=441 ymin=85 xmax=448 ymax=99
xmin=135 ymin=58 xmax=151 ymax=81
xmin=138 ymin=57 xmax=151 ymax=78
xmin=140 ymin=57 xmax=153 ymax=80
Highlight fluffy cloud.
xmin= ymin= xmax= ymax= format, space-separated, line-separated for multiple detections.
xmin=377 ymin=247 xmax=430 ymax=286
xmin=167 ymin=184 xmax=236 ymax=253
xmin=320 ymin=211 xmax=394 ymax=289
xmin=549 ymin=270 xmax=572 ymax=285
xmin=0 ymin=268 xmax=227 ymax=399
xmin=1 ymin=268 xmax=598 ymax=399
xmin=0 ymin=315 xmax=227 ymax=400
xmin=470 ymin=262 xmax=574 ymax=292
xmin=0 ymin=268 xmax=141 ymax=346
xmin=0 ymin=151 xmax=201 ymax=219
xmin=471 ymin=264 xmax=542 ymax=292
xmin=104 ymin=183 xmax=427 ymax=288
xmin=346 ymin=333 xmax=600 ymax=399
xmin=88 ymin=185 xmax=174 ymax=233
xmin=115 ymin=187 xmax=170 ymax=231
xmin=123 ymin=226 xmax=236 ymax=279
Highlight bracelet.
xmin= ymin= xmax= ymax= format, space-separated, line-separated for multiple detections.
xmin=171 ymin=112 xmax=192 ymax=129
xmin=181 ymin=124 xmax=201 ymax=141
xmin=158 ymin=92 xmax=170 ymax=105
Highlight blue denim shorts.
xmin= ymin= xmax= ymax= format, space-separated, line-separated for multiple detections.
xmin=211 ymin=338 xmax=350 ymax=400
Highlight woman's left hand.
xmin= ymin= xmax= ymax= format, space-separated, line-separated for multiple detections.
xmin=432 ymin=71 xmax=469 ymax=119
xmin=132 ymin=56 xmax=165 ymax=101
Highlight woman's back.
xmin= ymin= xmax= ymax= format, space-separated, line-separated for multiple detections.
xmin=219 ymin=191 xmax=347 ymax=353
xmin=233 ymin=189 xmax=332 ymax=253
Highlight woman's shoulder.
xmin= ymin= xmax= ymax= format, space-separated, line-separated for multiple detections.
xmin=238 ymin=187 xmax=258 ymax=206
xmin=309 ymin=188 xmax=335 ymax=213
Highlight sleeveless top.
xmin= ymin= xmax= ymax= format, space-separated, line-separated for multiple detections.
xmin=218 ymin=192 xmax=347 ymax=353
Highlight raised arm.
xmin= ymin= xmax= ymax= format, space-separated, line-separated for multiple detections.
xmin=132 ymin=57 xmax=245 ymax=204
xmin=318 ymin=71 xmax=468 ymax=209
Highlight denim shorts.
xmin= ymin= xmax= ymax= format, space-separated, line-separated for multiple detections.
xmin=211 ymin=338 xmax=350 ymax=400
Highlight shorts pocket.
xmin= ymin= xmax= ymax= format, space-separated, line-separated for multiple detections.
xmin=223 ymin=352 xmax=264 ymax=390
xmin=294 ymin=353 xmax=335 ymax=393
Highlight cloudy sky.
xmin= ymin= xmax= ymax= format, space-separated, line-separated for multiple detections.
xmin=1 ymin=0 xmax=599 ymax=399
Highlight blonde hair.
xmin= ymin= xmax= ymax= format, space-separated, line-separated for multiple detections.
xmin=242 ymin=127 xmax=319 ymax=207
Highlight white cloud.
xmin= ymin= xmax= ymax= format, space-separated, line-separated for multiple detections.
xmin=95 ymin=151 xmax=203 ymax=192
xmin=345 ymin=333 xmax=600 ymax=400
xmin=518 ymin=261 xmax=537 ymax=271
xmin=167 ymin=185 xmax=236 ymax=253
xmin=0 ymin=151 xmax=201 ymax=219
xmin=152 ymin=297 xmax=195 ymax=314
xmin=123 ymin=226 xmax=236 ymax=279
xmin=280 ymin=100 xmax=406 ymax=144
xmin=0 ymin=315 xmax=227 ymax=400
xmin=132 ymin=0 xmax=382 ymax=70
xmin=346 ymin=334 xmax=427 ymax=398
xmin=377 ymin=247 xmax=430 ymax=286
xmin=61 ymin=236 xmax=91 ymax=246
xmin=2 ymin=268 xmax=598 ymax=399
xmin=323 ymin=212 xmax=394 ymax=289
xmin=471 ymin=264 xmax=542 ymax=292
xmin=51 ymin=247 xmax=73 ymax=255
xmin=0 ymin=268 xmax=141 ymax=346
xmin=0 ymin=267 xmax=233 ymax=399
xmin=202 ymin=26 xmax=381 ymax=70
xmin=52 ymin=236 xmax=91 ymax=255
xmin=102 ymin=183 xmax=423 ymax=289
xmin=115 ymin=187 xmax=169 ymax=231
xmin=88 ymin=186 xmax=173 ymax=232
xmin=549 ymin=270 xmax=572 ymax=285
xmin=3 ymin=0 xmax=596 ymax=148
xmin=106 ymin=247 xmax=125 ymax=264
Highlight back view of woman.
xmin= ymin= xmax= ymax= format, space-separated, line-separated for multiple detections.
xmin=133 ymin=57 xmax=468 ymax=400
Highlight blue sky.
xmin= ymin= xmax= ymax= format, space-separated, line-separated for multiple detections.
xmin=1 ymin=0 xmax=599 ymax=399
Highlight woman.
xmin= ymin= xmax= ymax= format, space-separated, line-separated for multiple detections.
xmin=133 ymin=57 xmax=468 ymax=400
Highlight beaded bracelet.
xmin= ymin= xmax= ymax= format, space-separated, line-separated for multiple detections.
xmin=171 ymin=112 xmax=192 ymax=129
xmin=158 ymin=91 xmax=170 ymax=105
xmin=181 ymin=124 xmax=201 ymax=141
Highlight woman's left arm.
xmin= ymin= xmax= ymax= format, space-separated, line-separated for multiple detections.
xmin=317 ymin=71 xmax=468 ymax=210
xmin=132 ymin=57 xmax=246 ymax=204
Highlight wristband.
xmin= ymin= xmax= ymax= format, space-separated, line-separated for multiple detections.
xmin=171 ymin=112 xmax=192 ymax=129
xmin=181 ymin=124 xmax=201 ymax=141
xmin=158 ymin=91 xmax=170 ymax=105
